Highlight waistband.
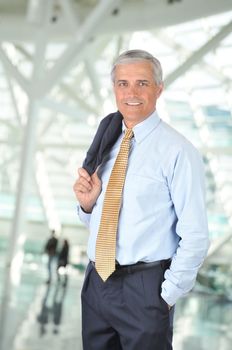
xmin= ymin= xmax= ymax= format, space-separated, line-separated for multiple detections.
xmin=90 ymin=259 xmax=171 ymax=275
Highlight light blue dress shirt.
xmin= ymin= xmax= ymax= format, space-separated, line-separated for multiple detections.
xmin=78 ymin=111 xmax=209 ymax=306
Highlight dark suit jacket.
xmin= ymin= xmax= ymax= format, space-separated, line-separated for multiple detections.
xmin=82 ymin=111 xmax=123 ymax=175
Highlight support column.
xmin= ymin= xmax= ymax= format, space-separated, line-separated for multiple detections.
xmin=0 ymin=99 xmax=39 ymax=350
xmin=0 ymin=2 xmax=55 ymax=347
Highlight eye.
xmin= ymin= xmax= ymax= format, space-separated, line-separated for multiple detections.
xmin=117 ymin=81 xmax=128 ymax=87
xmin=138 ymin=81 xmax=149 ymax=87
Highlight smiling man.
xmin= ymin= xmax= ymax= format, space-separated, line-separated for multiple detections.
xmin=113 ymin=59 xmax=163 ymax=127
xmin=73 ymin=49 xmax=209 ymax=350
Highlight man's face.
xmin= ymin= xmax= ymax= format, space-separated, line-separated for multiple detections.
xmin=113 ymin=60 xmax=163 ymax=127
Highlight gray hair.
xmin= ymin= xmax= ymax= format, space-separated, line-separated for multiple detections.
xmin=111 ymin=49 xmax=163 ymax=85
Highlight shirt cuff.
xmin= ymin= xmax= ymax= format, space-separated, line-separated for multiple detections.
xmin=77 ymin=205 xmax=91 ymax=227
xmin=161 ymin=278 xmax=185 ymax=307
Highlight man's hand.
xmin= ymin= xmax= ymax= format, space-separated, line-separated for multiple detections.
xmin=73 ymin=168 xmax=102 ymax=213
xmin=162 ymin=297 xmax=172 ymax=311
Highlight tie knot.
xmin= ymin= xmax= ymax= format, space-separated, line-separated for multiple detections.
xmin=124 ymin=129 xmax=134 ymax=140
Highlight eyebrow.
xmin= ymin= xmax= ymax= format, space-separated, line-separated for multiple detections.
xmin=137 ymin=80 xmax=150 ymax=84
xmin=116 ymin=79 xmax=151 ymax=83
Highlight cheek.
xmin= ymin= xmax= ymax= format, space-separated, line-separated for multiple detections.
xmin=142 ymin=93 xmax=154 ymax=103
xmin=148 ymin=91 xmax=159 ymax=101
xmin=115 ymin=95 xmax=123 ymax=106
xmin=114 ymin=90 xmax=123 ymax=101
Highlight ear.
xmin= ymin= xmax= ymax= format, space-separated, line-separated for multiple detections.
xmin=155 ymin=83 xmax=164 ymax=98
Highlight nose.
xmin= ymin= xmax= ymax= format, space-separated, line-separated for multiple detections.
xmin=126 ymin=84 xmax=138 ymax=96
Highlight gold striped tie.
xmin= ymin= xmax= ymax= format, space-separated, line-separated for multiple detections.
xmin=95 ymin=128 xmax=134 ymax=281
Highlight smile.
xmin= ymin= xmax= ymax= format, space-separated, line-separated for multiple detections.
xmin=125 ymin=102 xmax=142 ymax=106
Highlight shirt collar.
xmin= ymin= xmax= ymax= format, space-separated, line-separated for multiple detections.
xmin=122 ymin=110 xmax=161 ymax=143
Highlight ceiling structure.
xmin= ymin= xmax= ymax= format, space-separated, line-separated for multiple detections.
xmin=0 ymin=0 xmax=232 ymax=272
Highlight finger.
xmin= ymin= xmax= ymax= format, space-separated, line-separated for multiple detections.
xmin=73 ymin=178 xmax=91 ymax=191
xmin=78 ymin=177 xmax=92 ymax=191
xmin=78 ymin=168 xmax=91 ymax=181
xmin=74 ymin=183 xmax=91 ymax=193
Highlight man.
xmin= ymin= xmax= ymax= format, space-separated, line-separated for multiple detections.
xmin=44 ymin=229 xmax=58 ymax=284
xmin=73 ymin=49 xmax=209 ymax=350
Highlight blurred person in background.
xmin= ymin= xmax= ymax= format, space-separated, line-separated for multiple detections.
xmin=37 ymin=276 xmax=67 ymax=336
xmin=44 ymin=229 xmax=58 ymax=284
xmin=57 ymin=238 xmax=69 ymax=286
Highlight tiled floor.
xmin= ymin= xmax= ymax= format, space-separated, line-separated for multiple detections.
xmin=13 ymin=277 xmax=83 ymax=350
xmin=0 ymin=257 xmax=84 ymax=350
xmin=174 ymin=292 xmax=232 ymax=350
xmin=0 ymin=259 xmax=232 ymax=350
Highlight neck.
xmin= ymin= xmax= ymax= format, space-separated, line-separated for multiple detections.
xmin=123 ymin=110 xmax=156 ymax=129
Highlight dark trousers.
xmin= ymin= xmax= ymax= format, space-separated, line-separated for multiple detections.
xmin=81 ymin=262 xmax=174 ymax=350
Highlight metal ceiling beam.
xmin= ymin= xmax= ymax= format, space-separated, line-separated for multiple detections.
xmin=98 ymin=0 xmax=232 ymax=34
xmin=40 ymin=98 xmax=92 ymax=119
xmin=14 ymin=44 xmax=32 ymax=61
xmin=203 ymin=63 xmax=232 ymax=87
xmin=164 ymin=19 xmax=232 ymax=88
xmin=5 ymin=74 xmax=23 ymax=126
xmin=0 ymin=153 xmax=18 ymax=171
xmin=60 ymin=83 xmax=98 ymax=114
xmin=84 ymin=58 xmax=103 ymax=112
xmin=61 ymin=0 xmax=80 ymax=31
xmin=11 ymin=42 xmax=102 ymax=131
xmin=157 ymin=29 xmax=232 ymax=88
xmin=0 ymin=0 xmax=231 ymax=41
xmin=0 ymin=46 xmax=30 ymax=95
xmin=36 ymin=0 xmax=122 ymax=97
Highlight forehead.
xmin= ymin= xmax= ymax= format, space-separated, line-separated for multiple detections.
xmin=114 ymin=61 xmax=154 ymax=80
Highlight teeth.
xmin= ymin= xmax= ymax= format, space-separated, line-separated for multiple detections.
xmin=126 ymin=102 xmax=141 ymax=105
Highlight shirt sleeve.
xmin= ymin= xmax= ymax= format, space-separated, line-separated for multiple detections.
xmin=77 ymin=205 xmax=91 ymax=228
xmin=161 ymin=143 xmax=210 ymax=306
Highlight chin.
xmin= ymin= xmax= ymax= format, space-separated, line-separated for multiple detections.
xmin=122 ymin=115 xmax=146 ymax=127
xmin=121 ymin=110 xmax=142 ymax=118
